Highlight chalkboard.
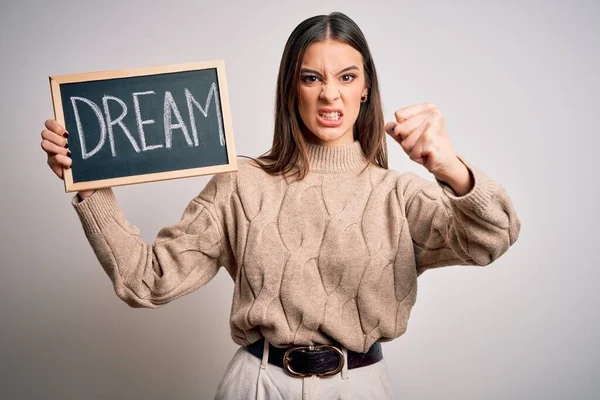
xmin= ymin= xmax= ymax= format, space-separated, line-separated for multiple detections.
xmin=49 ymin=60 xmax=237 ymax=192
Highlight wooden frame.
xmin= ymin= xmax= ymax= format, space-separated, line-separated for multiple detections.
xmin=49 ymin=60 xmax=237 ymax=192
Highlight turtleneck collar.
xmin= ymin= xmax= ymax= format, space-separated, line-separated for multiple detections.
xmin=303 ymin=140 xmax=369 ymax=174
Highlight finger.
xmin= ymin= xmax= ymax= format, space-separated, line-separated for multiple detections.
xmin=44 ymin=119 xmax=68 ymax=137
xmin=401 ymin=121 xmax=427 ymax=154
xmin=41 ymin=128 xmax=68 ymax=148
xmin=41 ymin=139 xmax=70 ymax=157
xmin=385 ymin=122 xmax=404 ymax=142
xmin=385 ymin=112 xmax=429 ymax=142
xmin=54 ymin=153 xmax=72 ymax=169
xmin=394 ymin=102 xmax=437 ymax=123
xmin=409 ymin=134 xmax=426 ymax=165
xmin=47 ymin=154 xmax=71 ymax=180
xmin=48 ymin=153 xmax=72 ymax=169
xmin=421 ymin=139 xmax=437 ymax=170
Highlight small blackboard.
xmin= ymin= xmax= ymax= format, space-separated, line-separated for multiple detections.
xmin=49 ymin=60 xmax=237 ymax=192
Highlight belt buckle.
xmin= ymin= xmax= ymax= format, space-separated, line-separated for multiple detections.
xmin=283 ymin=344 xmax=345 ymax=378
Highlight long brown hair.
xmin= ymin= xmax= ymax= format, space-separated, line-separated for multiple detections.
xmin=242 ymin=11 xmax=388 ymax=180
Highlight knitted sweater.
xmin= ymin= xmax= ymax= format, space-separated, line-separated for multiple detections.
xmin=71 ymin=140 xmax=521 ymax=353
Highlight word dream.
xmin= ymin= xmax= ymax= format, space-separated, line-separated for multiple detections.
xmin=70 ymin=82 xmax=225 ymax=160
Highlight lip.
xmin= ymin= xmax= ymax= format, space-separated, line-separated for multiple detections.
xmin=318 ymin=107 xmax=344 ymax=116
xmin=316 ymin=110 xmax=344 ymax=127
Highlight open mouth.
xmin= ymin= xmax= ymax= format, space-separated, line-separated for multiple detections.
xmin=317 ymin=111 xmax=344 ymax=127
xmin=318 ymin=111 xmax=342 ymax=121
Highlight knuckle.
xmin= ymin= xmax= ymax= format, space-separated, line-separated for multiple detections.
xmin=422 ymin=131 xmax=433 ymax=143
xmin=431 ymin=111 xmax=443 ymax=123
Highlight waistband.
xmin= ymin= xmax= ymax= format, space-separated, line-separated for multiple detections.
xmin=244 ymin=337 xmax=383 ymax=378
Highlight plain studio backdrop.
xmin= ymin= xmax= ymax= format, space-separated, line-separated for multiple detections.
xmin=1 ymin=0 xmax=598 ymax=399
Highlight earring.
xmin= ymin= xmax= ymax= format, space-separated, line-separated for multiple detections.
xmin=361 ymin=94 xmax=368 ymax=103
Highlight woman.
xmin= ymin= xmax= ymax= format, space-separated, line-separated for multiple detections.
xmin=40 ymin=11 xmax=520 ymax=400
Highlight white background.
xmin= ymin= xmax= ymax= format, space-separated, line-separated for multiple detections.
xmin=1 ymin=0 xmax=598 ymax=398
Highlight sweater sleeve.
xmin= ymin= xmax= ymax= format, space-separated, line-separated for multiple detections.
xmin=71 ymin=172 xmax=237 ymax=308
xmin=400 ymin=154 xmax=521 ymax=276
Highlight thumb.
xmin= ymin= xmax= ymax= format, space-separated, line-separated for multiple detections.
xmin=385 ymin=122 xmax=403 ymax=143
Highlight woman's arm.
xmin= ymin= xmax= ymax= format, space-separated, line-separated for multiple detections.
xmin=71 ymin=172 xmax=237 ymax=308
xmin=400 ymin=154 xmax=521 ymax=276
xmin=432 ymin=155 xmax=474 ymax=196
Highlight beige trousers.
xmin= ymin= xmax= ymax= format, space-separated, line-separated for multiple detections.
xmin=214 ymin=338 xmax=394 ymax=400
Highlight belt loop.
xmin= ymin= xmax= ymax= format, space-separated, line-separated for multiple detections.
xmin=341 ymin=347 xmax=349 ymax=379
xmin=260 ymin=338 xmax=269 ymax=370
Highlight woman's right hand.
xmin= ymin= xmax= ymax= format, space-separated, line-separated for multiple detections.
xmin=41 ymin=119 xmax=96 ymax=200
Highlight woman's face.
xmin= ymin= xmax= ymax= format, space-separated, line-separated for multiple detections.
xmin=297 ymin=40 xmax=368 ymax=147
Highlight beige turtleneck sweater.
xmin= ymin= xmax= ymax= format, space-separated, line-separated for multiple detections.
xmin=71 ymin=140 xmax=520 ymax=353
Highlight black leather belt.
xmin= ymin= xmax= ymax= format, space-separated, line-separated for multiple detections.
xmin=244 ymin=337 xmax=383 ymax=378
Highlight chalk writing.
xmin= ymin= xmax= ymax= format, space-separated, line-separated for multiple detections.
xmin=70 ymin=83 xmax=224 ymax=160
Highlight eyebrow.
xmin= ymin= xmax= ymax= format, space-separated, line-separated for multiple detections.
xmin=300 ymin=65 xmax=360 ymax=76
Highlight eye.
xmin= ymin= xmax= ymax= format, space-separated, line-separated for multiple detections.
xmin=301 ymin=75 xmax=321 ymax=84
xmin=341 ymin=74 xmax=356 ymax=83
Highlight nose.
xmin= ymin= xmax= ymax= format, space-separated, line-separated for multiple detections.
xmin=319 ymin=81 xmax=340 ymax=103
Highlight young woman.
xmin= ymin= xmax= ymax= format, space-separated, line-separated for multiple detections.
xmin=40 ymin=11 xmax=521 ymax=400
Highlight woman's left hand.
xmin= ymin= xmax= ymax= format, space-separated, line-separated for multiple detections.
xmin=385 ymin=102 xmax=464 ymax=182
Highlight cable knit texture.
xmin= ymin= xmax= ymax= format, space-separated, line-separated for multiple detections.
xmin=71 ymin=140 xmax=521 ymax=353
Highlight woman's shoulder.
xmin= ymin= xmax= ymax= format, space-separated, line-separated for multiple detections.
xmin=210 ymin=156 xmax=262 ymax=178
xmin=236 ymin=155 xmax=262 ymax=171
xmin=235 ymin=156 xmax=275 ymax=179
xmin=365 ymin=162 xmax=413 ymax=185
xmin=207 ymin=155 xmax=279 ymax=190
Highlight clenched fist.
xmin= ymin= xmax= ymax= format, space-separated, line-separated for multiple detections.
xmin=385 ymin=103 xmax=474 ymax=196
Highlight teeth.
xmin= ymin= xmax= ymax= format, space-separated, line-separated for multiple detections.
xmin=320 ymin=112 xmax=341 ymax=120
